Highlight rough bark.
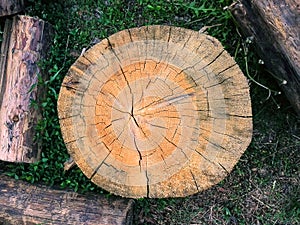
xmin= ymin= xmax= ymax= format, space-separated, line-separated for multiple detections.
xmin=230 ymin=0 xmax=300 ymax=115
xmin=0 ymin=0 xmax=24 ymax=17
xmin=0 ymin=15 xmax=53 ymax=163
xmin=0 ymin=174 xmax=134 ymax=225
xmin=58 ymin=25 xmax=252 ymax=198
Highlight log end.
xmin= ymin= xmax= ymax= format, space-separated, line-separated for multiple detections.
xmin=58 ymin=25 xmax=252 ymax=198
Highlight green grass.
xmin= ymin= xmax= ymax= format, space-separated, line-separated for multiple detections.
xmin=0 ymin=0 xmax=299 ymax=224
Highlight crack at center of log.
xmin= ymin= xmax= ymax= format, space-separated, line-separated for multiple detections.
xmin=58 ymin=25 xmax=253 ymax=198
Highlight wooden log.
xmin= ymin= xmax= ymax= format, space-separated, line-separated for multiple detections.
xmin=229 ymin=0 xmax=300 ymax=115
xmin=0 ymin=0 xmax=24 ymax=17
xmin=0 ymin=175 xmax=134 ymax=225
xmin=0 ymin=15 xmax=53 ymax=163
xmin=57 ymin=25 xmax=253 ymax=198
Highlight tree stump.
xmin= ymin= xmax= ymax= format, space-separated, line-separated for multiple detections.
xmin=230 ymin=0 xmax=300 ymax=115
xmin=0 ymin=175 xmax=134 ymax=225
xmin=0 ymin=0 xmax=24 ymax=17
xmin=0 ymin=15 xmax=53 ymax=163
xmin=58 ymin=25 xmax=252 ymax=198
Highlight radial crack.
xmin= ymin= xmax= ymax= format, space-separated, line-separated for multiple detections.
xmin=190 ymin=170 xmax=200 ymax=192
xmin=145 ymin=165 xmax=150 ymax=198
xmin=202 ymin=49 xmax=225 ymax=70
xmin=193 ymin=148 xmax=217 ymax=166
xmin=133 ymin=135 xmax=143 ymax=171
xmin=90 ymin=142 xmax=111 ymax=179
xmin=218 ymin=163 xmax=229 ymax=175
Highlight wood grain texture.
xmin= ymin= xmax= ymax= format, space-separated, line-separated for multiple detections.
xmin=58 ymin=25 xmax=252 ymax=198
xmin=0 ymin=175 xmax=134 ymax=225
xmin=230 ymin=0 xmax=300 ymax=115
xmin=0 ymin=16 xmax=53 ymax=163
xmin=0 ymin=0 xmax=24 ymax=17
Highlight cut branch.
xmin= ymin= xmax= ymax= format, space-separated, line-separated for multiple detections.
xmin=0 ymin=175 xmax=134 ymax=225
xmin=0 ymin=15 xmax=53 ymax=163
xmin=230 ymin=0 xmax=300 ymax=115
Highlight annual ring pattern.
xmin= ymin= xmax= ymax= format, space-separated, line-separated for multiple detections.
xmin=57 ymin=25 xmax=252 ymax=198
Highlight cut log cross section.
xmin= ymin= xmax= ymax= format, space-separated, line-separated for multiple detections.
xmin=58 ymin=25 xmax=252 ymax=198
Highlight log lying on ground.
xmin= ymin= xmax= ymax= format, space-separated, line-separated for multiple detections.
xmin=0 ymin=15 xmax=53 ymax=163
xmin=58 ymin=25 xmax=252 ymax=198
xmin=0 ymin=174 xmax=134 ymax=225
xmin=0 ymin=0 xmax=24 ymax=17
xmin=230 ymin=0 xmax=300 ymax=115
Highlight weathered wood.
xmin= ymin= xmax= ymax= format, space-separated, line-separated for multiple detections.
xmin=230 ymin=0 xmax=300 ymax=115
xmin=0 ymin=174 xmax=134 ymax=225
xmin=58 ymin=25 xmax=252 ymax=198
xmin=0 ymin=15 xmax=53 ymax=163
xmin=0 ymin=0 xmax=24 ymax=17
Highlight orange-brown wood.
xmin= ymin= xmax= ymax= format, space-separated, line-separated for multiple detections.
xmin=58 ymin=25 xmax=252 ymax=198
xmin=0 ymin=16 xmax=53 ymax=163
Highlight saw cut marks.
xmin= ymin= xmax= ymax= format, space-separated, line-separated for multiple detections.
xmin=57 ymin=25 xmax=252 ymax=198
